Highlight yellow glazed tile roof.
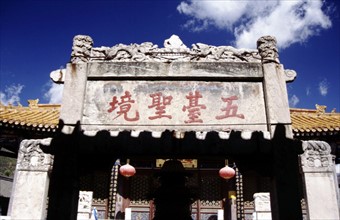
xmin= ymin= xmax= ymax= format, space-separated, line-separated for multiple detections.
xmin=290 ymin=107 xmax=340 ymax=136
xmin=1 ymin=100 xmax=339 ymax=136
xmin=0 ymin=100 xmax=60 ymax=132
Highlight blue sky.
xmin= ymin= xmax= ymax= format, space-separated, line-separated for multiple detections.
xmin=1 ymin=0 xmax=339 ymax=112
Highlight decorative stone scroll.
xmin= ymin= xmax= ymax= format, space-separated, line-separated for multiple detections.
xmin=16 ymin=138 xmax=54 ymax=172
xmin=70 ymin=34 xmax=262 ymax=64
xmin=300 ymin=140 xmax=334 ymax=172
xmin=284 ymin=69 xmax=297 ymax=82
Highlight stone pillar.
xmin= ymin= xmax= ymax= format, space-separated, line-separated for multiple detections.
xmin=7 ymin=138 xmax=53 ymax=219
xmin=258 ymin=36 xmax=302 ymax=220
xmin=300 ymin=141 xmax=340 ymax=220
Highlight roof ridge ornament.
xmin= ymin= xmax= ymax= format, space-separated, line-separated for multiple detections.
xmin=315 ymin=104 xmax=327 ymax=114
xmin=28 ymin=99 xmax=39 ymax=108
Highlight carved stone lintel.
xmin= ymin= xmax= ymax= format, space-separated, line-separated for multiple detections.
xmin=284 ymin=69 xmax=297 ymax=82
xmin=16 ymin=138 xmax=54 ymax=172
xmin=70 ymin=35 xmax=262 ymax=63
xmin=257 ymin=36 xmax=280 ymax=64
xmin=71 ymin=35 xmax=93 ymax=63
xmin=300 ymin=141 xmax=334 ymax=172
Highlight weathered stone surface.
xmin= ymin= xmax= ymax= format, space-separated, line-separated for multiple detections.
xmin=300 ymin=141 xmax=334 ymax=172
xmin=253 ymin=192 xmax=272 ymax=220
xmin=70 ymin=35 xmax=261 ymax=63
xmin=71 ymin=35 xmax=93 ymax=63
xmin=82 ymin=80 xmax=266 ymax=132
xmin=164 ymin=34 xmax=187 ymax=49
xmin=257 ymin=36 xmax=279 ymax=64
xmin=50 ymin=68 xmax=66 ymax=83
xmin=60 ymin=63 xmax=88 ymax=127
xmin=77 ymin=191 xmax=93 ymax=220
xmin=16 ymin=138 xmax=53 ymax=171
xmin=284 ymin=69 xmax=297 ymax=82
xmin=300 ymin=141 xmax=340 ymax=220
xmin=8 ymin=139 xmax=52 ymax=219
xmin=62 ymin=35 xmax=296 ymax=136
xmin=253 ymin=193 xmax=271 ymax=212
xmin=87 ymin=62 xmax=263 ymax=78
xmin=262 ymin=63 xmax=292 ymax=137
xmin=9 ymin=171 xmax=50 ymax=219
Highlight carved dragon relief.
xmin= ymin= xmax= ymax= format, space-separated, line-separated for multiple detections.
xmin=300 ymin=141 xmax=334 ymax=171
xmin=71 ymin=34 xmax=264 ymax=63
xmin=16 ymin=138 xmax=54 ymax=171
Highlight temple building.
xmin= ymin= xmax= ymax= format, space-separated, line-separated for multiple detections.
xmin=0 ymin=35 xmax=339 ymax=220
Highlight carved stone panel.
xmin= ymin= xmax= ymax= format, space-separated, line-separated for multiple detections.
xmin=300 ymin=141 xmax=334 ymax=172
xmin=70 ymin=35 xmax=262 ymax=64
xmin=16 ymin=138 xmax=54 ymax=172
xmin=82 ymin=81 xmax=267 ymax=132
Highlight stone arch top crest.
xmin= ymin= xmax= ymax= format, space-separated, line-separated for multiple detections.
xmin=70 ymin=34 xmax=270 ymax=64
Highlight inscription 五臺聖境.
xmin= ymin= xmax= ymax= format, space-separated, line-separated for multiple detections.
xmin=107 ymin=90 xmax=244 ymax=124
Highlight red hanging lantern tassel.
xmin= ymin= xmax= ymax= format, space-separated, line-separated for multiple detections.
xmin=219 ymin=165 xmax=235 ymax=179
xmin=119 ymin=163 xmax=136 ymax=177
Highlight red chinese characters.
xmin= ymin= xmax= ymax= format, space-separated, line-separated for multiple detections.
xmin=215 ymin=95 xmax=244 ymax=120
xmin=107 ymin=90 xmax=245 ymax=123
xmin=148 ymin=92 xmax=173 ymax=120
xmin=182 ymin=91 xmax=206 ymax=123
xmin=107 ymin=91 xmax=140 ymax=121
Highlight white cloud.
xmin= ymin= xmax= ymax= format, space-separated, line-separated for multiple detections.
xmin=306 ymin=87 xmax=311 ymax=96
xmin=0 ymin=84 xmax=24 ymax=105
xmin=318 ymin=78 xmax=329 ymax=96
xmin=44 ymin=82 xmax=64 ymax=104
xmin=289 ymin=94 xmax=300 ymax=107
xmin=177 ymin=0 xmax=332 ymax=49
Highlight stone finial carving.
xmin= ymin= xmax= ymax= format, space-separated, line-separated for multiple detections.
xmin=16 ymin=138 xmax=54 ymax=171
xmin=300 ymin=141 xmax=334 ymax=171
xmin=70 ymin=35 xmax=262 ymax=63
xmin=164 ymin=35 xmax=188 ymax=49
xmin=71 ymin=35 xmax=93 ymax=63
xmin=257 ymin=36 xmax=279 ymax=63
xmin=284 ymin=69 xmax=297 ymax=82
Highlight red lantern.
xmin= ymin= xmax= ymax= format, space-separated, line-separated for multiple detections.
xmin=219 ymin=165 xmax=235 ymax=179
xmin=119 ymin=163 xmax=136 ymax=177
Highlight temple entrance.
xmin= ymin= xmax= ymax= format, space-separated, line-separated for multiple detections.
xmin=78 ymin=158 xmax=234 ymax=220
xmin=129 ymin=160 xmax=234 ymax=220
xmin=77 ymin=157 xmax=280 ymax=220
